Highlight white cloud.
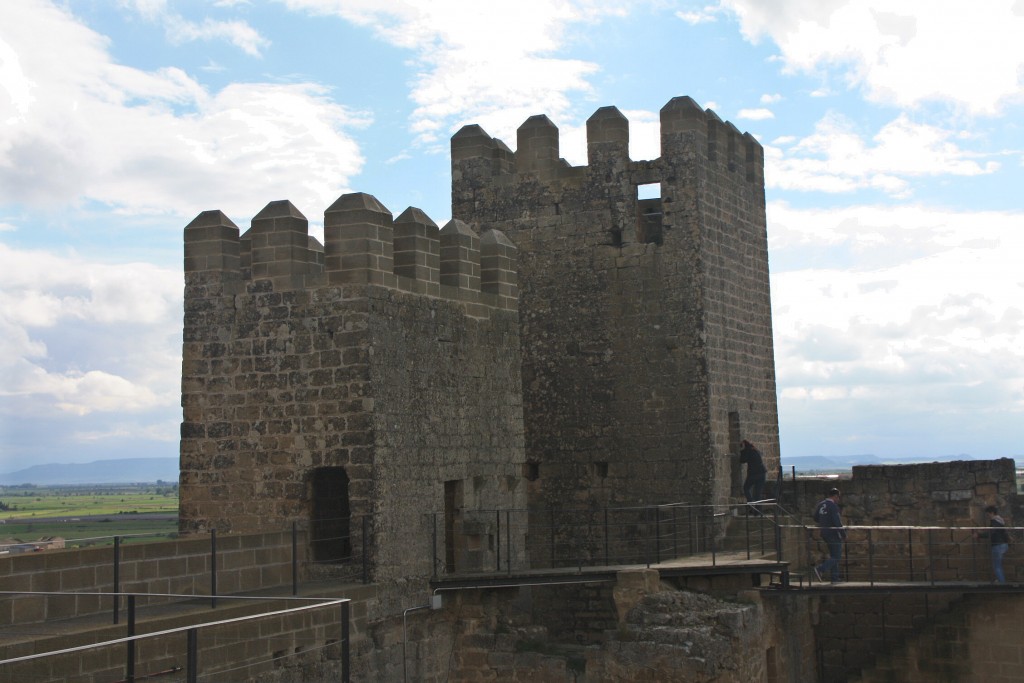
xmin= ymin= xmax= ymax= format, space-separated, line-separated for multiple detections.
xmin=766 ymin=112 xmax=1000 ymax=196
xmin=738 ymin=107 xmax=774 ymax=120
xmin=0 ymin=243 xmax=181 ymax=418
xmin=0 ymin=1 xmax=368 ymax=219
xmin=676 ymin=6 xmax=721 ymax=25
xmin=282 ymin=0 xmax=635 ymax=145
xmin=770 ymin=204 xmax=1024 ymax=443
xmin=74 ymin=418 xmax=179 ymax=443
xmin=720 ymin=0 xmax=1024 ymax=115
xmin=121 ymin=0 xmax=270 ymax=55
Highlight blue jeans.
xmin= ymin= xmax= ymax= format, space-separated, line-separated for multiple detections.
xmin=817 ymin=537 xmax=843 ymax=581
xmin=991 ymin=543 xmax=1008 ymax=583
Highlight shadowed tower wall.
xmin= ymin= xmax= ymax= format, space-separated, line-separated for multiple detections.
xmin=451 ymin=96 xmax=779 ymax=512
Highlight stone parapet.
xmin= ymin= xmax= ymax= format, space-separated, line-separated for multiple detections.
xmin=451 ymin=96 xmax=764 ymax=195
xmin=184 ymin=193 xmax=517 ymax=316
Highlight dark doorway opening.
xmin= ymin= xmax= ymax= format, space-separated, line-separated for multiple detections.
xmin=310 ymin=467 xmax=351 ymax=562
xmin=444 ymin=479 xmax=464 ymax=573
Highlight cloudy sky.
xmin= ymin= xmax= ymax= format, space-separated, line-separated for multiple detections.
xmin=1 ymin=0 xmax=1022 ymax=471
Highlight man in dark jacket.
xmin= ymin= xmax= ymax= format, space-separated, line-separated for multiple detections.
xmin=973 ymin=504 xmax=1010 ymax=583
xmin=813 ymin=487 xmax=845 ymax=583
xmin=739 ymin=439 xmax=767 ymax=504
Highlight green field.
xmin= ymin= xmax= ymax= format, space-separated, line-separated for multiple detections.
xmin=0 ymin=484 xmax=179 ymax=546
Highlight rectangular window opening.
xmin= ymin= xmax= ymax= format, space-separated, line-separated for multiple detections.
xmin=637 ymin=183 xmax=660 ymax=200
xmin=636 ymin=183 xmax=663 ymax=244
xmin=524 ymin=461 xmax=540 ymax=481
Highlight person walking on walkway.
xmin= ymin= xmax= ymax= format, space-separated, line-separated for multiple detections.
xmin=972 ymin=504 xmax=1010 ymax=584
xmin=813 ymin=487 xmax=845 ymax=583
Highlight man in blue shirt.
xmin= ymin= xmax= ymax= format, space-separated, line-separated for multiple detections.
xmin=813 ymin=488 xmax=845 ymax=583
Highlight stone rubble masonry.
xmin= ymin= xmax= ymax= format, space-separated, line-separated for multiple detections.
xmin=181 ymin=94 xmax=781 ymax=582
xmin=0 ymin=531 xmax=296 ymax=629
xmin=175 ymin=94 xmax=784 ymax=678
xmin=180 ymin=192 xmax=526 ymax=583
xmin=451 ymin=96 xmax=779 ymax=516
xmin=829 ymin=593 xmax=1024 ymax=683
xmin=816 ymin=592 xmax=963 ymax=682
xmin=776 ymin=459 xmax=1022 ymax=586
xmin=776 ymin=458 xmax=1019 ymax=530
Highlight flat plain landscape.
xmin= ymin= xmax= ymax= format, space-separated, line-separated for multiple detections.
xmin=0 ymin=483 xmax=178 ymax=546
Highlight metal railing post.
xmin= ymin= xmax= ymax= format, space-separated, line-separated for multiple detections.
xmin=645 ymin=507 xmax=652 ymax=568
xmin=431 ymin=513 xmax=438 ymax=578
xmin=113 ymin=536 xmax=121 ymax=625
xmin=126 ymin=594 xmax=136 ymax=683
xmin=759 ymin=507 xmax=766 ymax=556
xmin=790 ymin=466 xmax=796 ymax=507
xmin=655 ymin=507 xmax=661 ymax=564
xmin=928 ymin=529 xmax=934 ymax=585
xmin=868 ymin=528 xmax=875 ymax=586
xmin=210 ymin=528 xmax=217 ymax=609
xmin=881 ymin=599 xmax=887 ymax=647
xmin=774 ymin=502 xmax=784 ymax=564
xmin=292 ymin=521 xmax=299 ymax=596
xmin=672 ymin=506 xmax=678 ymax=558
xmin=604 ymin=507 xmax=609 ymax=566
xmin=550 ymin=508 xmax=556 ymax=568
xmin=506 ymin=510 xmax=512 ymax=574
xmin=496 ymin=510 xmax=501 ymax=572
xmin=971 ymin=527 xmax=979 ymax=580
xmin=342 ymin=600 xmax=351 ymax=683
xmin=362 ymin=515 xmax=369 ymax=584
xmin=907 ymin=528 xmax=914 ymax=582
xmin=186 ymin=627 xmax=198 ymax=683
xmin=689 ymin=506 xmax=695 ymax=554
xmin=745 ymin=506 xmax=752 ymax=560
xmin=710 ymin=510 xmax=717 ymax=566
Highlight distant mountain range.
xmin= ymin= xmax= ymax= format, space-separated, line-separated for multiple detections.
xmin=0 ymin=458 xmax=178 ymax=486
xmin=779 ymin=453 xmax=1015 ymax=472
xmin=0 ymin=454 xmax=1017 ymax=486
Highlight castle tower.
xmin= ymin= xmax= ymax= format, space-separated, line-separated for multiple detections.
xmin=451 ymin=96 xmax=779 ymax=513
xmin=180 ymin=194 xmax=525 ymax=581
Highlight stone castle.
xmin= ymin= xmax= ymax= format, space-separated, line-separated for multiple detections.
xmin=173 ymin=95 xmax=1024 ymax=683
xmin=180 ymin=96 xmax=778 ymax=575
xmin=1 ymin=96 xmax=1020 ymax=683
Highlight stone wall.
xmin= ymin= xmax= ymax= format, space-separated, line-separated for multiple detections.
xmin=815 ymin=592 xmax=962 ymax=681
xmin=0 ymin=530 xmax=298 ymax=628
xmin=771 ymin=459 xmax=1021 ymax=582
xmin=0 ymin=595 xmax=348 ymax=683
xmin=451 ymin=97 xmax=779 ymax=523
xmin=844 ymin=593 xmax=1024 ymax=683
xmin=774 ymin=459 xmax=1018 ymax=527
xmin=180 ymin=193 xmax=526 ymax=582
xmin=420 ymin=570 xmax=818 ymax=683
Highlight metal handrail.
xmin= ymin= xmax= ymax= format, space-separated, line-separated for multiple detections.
xmin=0 ymin=592 xmax=351 ymax=683
xmin=428 ymin=500 xmax=796 ymax=577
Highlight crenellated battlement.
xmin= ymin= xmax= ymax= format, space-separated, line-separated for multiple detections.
xmin=452 ymin=95 xmax=763 ymax=189
xmin=184 ymin=193 xmax=517 ymax=315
